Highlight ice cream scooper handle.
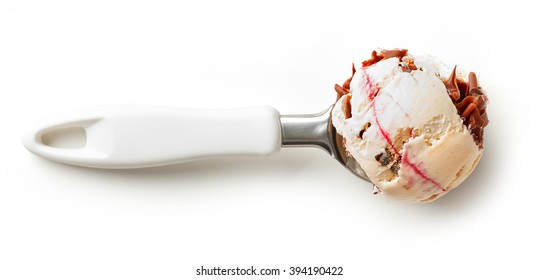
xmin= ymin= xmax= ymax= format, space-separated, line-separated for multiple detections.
xmin=22 ymin=105 xmax=282 ymax=168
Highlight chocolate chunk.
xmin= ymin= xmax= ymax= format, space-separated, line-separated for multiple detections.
xmin=390 ymin=158 xmax=401 ymax=174
xmin=375 ymin=152 xmax=392 ymax=166
xmin=358 ymin=122 xmax=371 ymax=139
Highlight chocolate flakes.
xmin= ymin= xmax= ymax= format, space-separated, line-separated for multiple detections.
xmin=443 ymin=67 xmax=489 ymax=148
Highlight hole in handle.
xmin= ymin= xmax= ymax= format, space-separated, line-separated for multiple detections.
xmin=41 ymin=127 xmax=87 ymax=149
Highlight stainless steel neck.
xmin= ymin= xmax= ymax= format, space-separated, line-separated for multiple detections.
xmin=280 ymin=106 xmax=334 ymax=155
xmin=280 ymin=106 xmax=369 ymax=182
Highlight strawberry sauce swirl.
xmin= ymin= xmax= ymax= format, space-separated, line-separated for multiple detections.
xmin=361 ymin=68 xmax=445 ymax=191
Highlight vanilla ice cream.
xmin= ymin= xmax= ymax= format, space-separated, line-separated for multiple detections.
xmin=332 ymin=49 xmax=488 ymax=202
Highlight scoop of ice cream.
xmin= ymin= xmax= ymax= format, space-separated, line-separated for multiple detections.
xmin=332 ymin=49 xmax=488 ymax=203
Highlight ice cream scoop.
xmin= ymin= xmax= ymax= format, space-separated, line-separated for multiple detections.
xmin=332 ymin=49 xmax=488 ymax=202
xmin=22 ymin=49 xmax=487 ymax=203
xmin=21 ymin=104 xmax=369 ymax=181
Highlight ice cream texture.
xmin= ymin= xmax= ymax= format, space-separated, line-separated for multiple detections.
xmin=332 ymin=49 xmax=488 ymax=202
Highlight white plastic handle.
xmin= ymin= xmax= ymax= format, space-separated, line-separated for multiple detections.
xmin=22 ymin=105 xmax=282 ymax=169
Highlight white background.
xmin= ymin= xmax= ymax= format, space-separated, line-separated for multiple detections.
xmin=1 ymin=1 xmax=536 ymax=279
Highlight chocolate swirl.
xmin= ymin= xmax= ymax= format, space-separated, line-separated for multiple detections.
xmin=334 ymin=64 xmax=355 ymax=119
xmin=443 ymin=67 xmax=489 ymax=148
xmin=362 ymin=49 xmax=409 ymax=67
xmin=334 ymin=64 xmax=355 ymax=102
